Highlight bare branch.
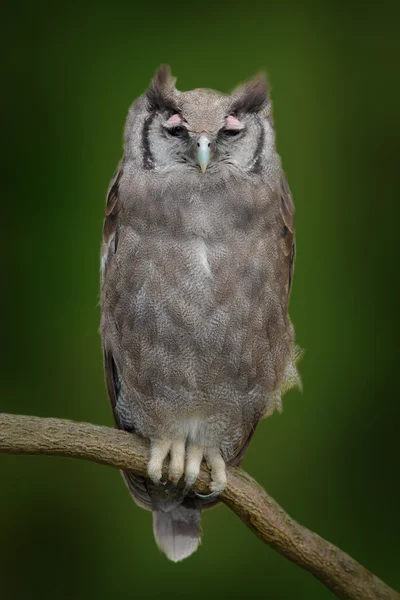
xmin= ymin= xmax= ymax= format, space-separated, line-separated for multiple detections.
xmin=0 ymin=413 xmax=398 ymax=600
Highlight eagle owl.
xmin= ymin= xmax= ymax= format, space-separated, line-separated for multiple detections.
xmin=100 ymin=65 xmax=300 ymax=561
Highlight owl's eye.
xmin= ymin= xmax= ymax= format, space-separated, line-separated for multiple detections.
xmin=221 ymin=115 xmax=244 ymax=138
xmin=166 ymin=126 xmax=187 ymax=138
xmin=222 ymin=128 xmax=242 ymax=137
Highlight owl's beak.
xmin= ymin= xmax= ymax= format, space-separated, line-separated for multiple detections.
xmin=196 ymin=133 xmax=211 ymax=173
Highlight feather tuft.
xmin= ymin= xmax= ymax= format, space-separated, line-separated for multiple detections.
xmin=231 ymin=73 xmax=269 ymax=114
xmin=146 ymin=64 xmax=178 ymax=113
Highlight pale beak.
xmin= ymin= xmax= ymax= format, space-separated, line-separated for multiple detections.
xmin=196 ymin=133 xmax=211 ymax=173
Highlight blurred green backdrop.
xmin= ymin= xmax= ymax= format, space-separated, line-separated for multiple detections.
xmin=1 ymin=0 xmax=399 ymax=598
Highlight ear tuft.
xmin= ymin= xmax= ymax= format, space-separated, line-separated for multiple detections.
xmin=146 ymin=65 xmax=178 ymax=113
xmin=230 ymin=73 xmax=269 ymax=114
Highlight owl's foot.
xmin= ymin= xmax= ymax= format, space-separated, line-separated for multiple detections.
xmin=148 ymin=438 xmax=188 ymax=485
xmin=147 ymin=439 xmax=227 ymax=494
xmin=183 ymin=445 xmax=227 ymax=495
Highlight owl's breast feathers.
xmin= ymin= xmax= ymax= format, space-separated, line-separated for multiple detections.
xmin=101 ymin=168 xmax=298 ymax=434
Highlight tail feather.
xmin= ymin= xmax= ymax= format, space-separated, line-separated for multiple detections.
xmin=122 ymin=469 xmax=203 ymax=562
xmin=152 ymin=505 xmax=202 ymax=562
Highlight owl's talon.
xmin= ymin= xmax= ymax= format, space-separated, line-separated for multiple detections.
xmin=182 ymin=474 xmax=196 ymax=495
xmin=195 ymin=490 xmax=220 ymax=500
xmin=150 ymin=477 xmax=168 ymax=488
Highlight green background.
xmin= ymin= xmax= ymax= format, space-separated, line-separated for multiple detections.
xmin=1 ymin=1 xmax=399 ymax=598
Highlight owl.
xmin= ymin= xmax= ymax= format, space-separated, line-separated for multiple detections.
xmin=100 ymin=65 xmax=301 ymax=562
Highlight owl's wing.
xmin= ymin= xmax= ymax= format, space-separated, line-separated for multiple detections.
xmin=102 ymin=163 xmax=123 ymax=427
xmin=279 ymin=174 xmax=296 ymax=295
xmin=267 ymin=174 xmax=302 ymax=414
xmin=103 ymin=349 xmax=153 ymax=509
xmin=103 ymin=165 xmax=122 ymax=249
xmin=101 ymin=164 xmax=153 ymax=510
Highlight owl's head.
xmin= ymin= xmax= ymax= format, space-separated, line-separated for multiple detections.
xmin=125 ymin=65 xmax=276 ymax=176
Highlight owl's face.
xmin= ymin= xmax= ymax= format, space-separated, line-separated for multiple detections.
xmin=125 ymin=66 xmax=276 ymax=176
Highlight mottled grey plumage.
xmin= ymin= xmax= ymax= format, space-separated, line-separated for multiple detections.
xmin=100 ymin=65 xmax=301 ymax=562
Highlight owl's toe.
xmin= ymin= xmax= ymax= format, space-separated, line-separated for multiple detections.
xmin=168 ymin=439 xmax=185 ymax=484
xmin=210 ymin=479 xmax=226 ymax=493
xmin=206 ymin=448 xmax=227 ymax=494
xmin=148 ymin=439 xmax=172 ymax=485
xmin=183 ymin=442 xmax=203 ymax=492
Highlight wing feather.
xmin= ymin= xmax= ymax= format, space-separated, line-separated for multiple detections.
xmin=279 ymin=174 xmax=296 ymax=295
xmin=103 ymin=165 xmax=123 ymax=245
xmin=102 ymin=164 xmax=152 ymax=510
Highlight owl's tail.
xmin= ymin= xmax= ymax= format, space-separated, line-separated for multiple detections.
xmin=122 ymin=470 xmax=202 ymax=561
xmin=152 ymin=504 xmax=202 ymax=562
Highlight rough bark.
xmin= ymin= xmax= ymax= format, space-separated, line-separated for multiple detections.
xmin=0 ymin=413 xmax=398 ymax=600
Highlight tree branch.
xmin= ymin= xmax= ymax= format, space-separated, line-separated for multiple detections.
xmin=0 ymin=413 xmax=398 ymax=600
